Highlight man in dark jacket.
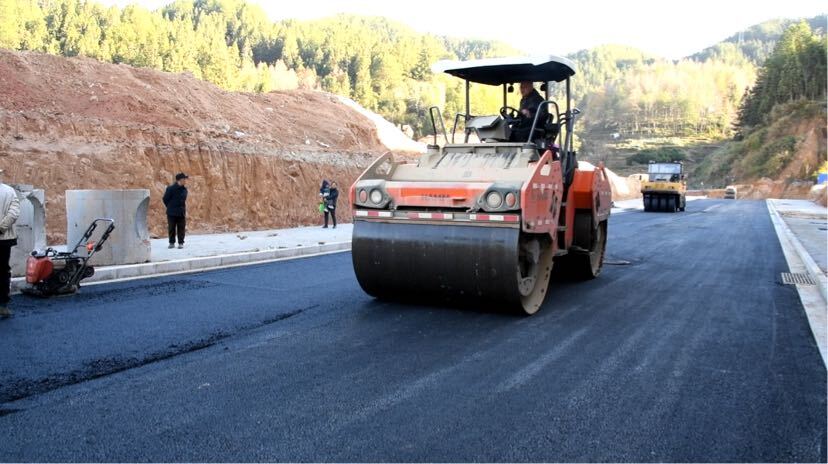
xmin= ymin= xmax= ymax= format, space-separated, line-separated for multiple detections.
xmin=163 ymin=173 xmax=189 ymax=249
xmin=324 ymin=181 xmax=339 ymax=229
xmin=510 ymin=81 xmax=547 ymax=142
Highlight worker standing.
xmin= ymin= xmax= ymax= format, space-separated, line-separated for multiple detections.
xmin=325 ymin=181 xmax=339 ymax=229
xmin=163 ymin=172 xmax=189 ymax=249
xmin=0 ymin=170 xmax=20 ymax=319
xmin=320 ymin=179 xmax=330 ymax=228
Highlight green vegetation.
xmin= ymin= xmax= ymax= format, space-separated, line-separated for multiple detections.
xmin=626 ymin=147 xmax=686 ymax=165
xmin=695 ymin=21 xmax=828 ymax=186
xmin=694 ymin=99 xmax=826 ymax=187
xmin=736 ymin=21 xmax=827 ymax=131
xmin=623 ymin=20 xmax=826 ymax=186
xmin=580 ymin=58 xmax=754 ymax=139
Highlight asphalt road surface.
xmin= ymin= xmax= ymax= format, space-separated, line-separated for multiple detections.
xmin=1 ymin=199 xmax=825 ymax=462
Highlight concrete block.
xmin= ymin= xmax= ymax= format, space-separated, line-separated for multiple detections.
xmin=10 ymin=185 xmax=46 ymax=277
xmin=66 ymin=190 xmax=151 ymax=266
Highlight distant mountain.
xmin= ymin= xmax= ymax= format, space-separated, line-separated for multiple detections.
xmin=688 ymin=14 xmax=826 ymax=65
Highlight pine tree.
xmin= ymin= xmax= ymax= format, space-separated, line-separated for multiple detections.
xmin=736 ymin=21 xmax=827 ymax=133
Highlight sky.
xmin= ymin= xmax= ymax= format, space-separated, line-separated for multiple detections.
xmin=100 ymin=0 xmax=825 ymax=58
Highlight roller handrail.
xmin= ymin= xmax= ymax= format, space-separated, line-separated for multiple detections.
xmin=428 ymin=106 xmax=448 ymax=146
xmin=526 ymin=100 xmax=561 ymax=144
xmin=450 ymin=112 xmax=469 ymax=144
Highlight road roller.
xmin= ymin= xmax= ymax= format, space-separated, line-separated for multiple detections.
xmin=350 ymin=55 xmax=612 ymax=315
xmin=641 ymin=161 xmax=686 ymax=212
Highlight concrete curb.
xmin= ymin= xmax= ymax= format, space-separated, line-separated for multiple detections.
xmin=767 ymin=200 xmax=828 ymax=302
xmin=767 ymin=200 xmax=827 ymax=367
xmin=12 ymin=241 xmax=352 ymax=293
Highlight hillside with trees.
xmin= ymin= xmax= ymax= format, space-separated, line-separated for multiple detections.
xmin=694 ymin=21 xmax=827 ymax=188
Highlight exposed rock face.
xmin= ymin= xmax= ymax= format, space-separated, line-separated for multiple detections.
xmin=733 ymin=179 xmax=815 ymax=200
xmin=0 ymin=50 xmax=387 ymax=243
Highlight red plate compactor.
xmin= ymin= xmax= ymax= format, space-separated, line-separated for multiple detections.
xmin=22 ymin=218 xmax=115 ymax=297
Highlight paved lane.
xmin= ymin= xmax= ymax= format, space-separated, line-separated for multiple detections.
xmin=1 ymin=199 xmax=824 ymax=462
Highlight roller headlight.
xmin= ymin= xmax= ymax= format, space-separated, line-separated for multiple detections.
xmin=486 ymin=191 xmax=503 ymax=209
xmin=505 ymin=192 xmax=517 ymax=208
xmin=369 ymin=189 xmax=383 ymax=205
xmin=358 ymin=189 xmax=368 ymax=203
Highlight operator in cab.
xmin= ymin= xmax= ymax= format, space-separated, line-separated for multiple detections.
xmin=510 ymin=81 xmax=547 ymax=142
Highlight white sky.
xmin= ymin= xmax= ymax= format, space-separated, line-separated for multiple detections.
xmin=101 ymin=0 xmax=825 ymax=58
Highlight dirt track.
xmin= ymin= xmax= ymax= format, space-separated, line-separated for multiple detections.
xmin=0 ymin=50 xmax=387 ymax=243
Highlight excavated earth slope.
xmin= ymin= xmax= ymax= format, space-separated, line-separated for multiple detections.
xmin=0 ymin=50 xmax=390 ymax=243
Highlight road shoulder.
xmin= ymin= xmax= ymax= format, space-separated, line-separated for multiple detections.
xmin=767 ymin=199 xmax=827 ymax=366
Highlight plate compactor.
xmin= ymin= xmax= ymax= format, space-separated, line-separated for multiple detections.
xmin=350 ymin=55 xmax=612 ymax=315
xmin=23 ymin=218 xmax=115 ymax=297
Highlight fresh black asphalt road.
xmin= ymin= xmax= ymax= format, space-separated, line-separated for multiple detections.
xmin=0 ymin=199 xmax=825 ymax=462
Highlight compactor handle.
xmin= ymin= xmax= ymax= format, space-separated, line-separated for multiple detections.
xmin=70 ymin=218 xmax=115 ymax=254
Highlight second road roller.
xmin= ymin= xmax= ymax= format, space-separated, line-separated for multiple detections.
xmin=350 ymin=55 xmax=612 ymax=315
xmin=641 ymin=161 xmax=687 ymax=212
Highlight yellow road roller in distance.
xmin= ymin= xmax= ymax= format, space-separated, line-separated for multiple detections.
xmin=642 ymin=161 xmax=686 ymax=212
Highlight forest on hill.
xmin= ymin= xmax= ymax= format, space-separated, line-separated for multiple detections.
xmin=0 ymin=0 xmax=825 ymax=147
xmin=695 ymin=21 xmax=827 ymax=186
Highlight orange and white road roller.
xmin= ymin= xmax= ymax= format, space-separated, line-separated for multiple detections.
xmin=350 ymin=55 xmax=611 ymax=315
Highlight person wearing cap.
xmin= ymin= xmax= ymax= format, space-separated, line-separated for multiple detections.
xmin=163 ymin=173 xmax=189 ymax=249
xmin=0 ymin=170 xmax=20 ymax=318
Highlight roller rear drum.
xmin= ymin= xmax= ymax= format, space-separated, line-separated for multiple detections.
xmin=352 ymin=221 xmax=553 ymax=315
